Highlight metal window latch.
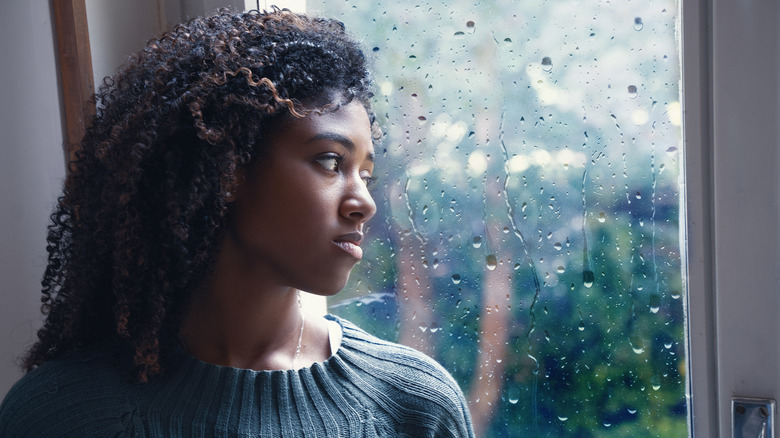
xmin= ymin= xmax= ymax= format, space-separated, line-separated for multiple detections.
xmin=733 ymin=397 xmax=775 ymax=438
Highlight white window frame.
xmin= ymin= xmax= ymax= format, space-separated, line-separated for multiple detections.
xmin=684 ymin=0 xmax=780 ymax=437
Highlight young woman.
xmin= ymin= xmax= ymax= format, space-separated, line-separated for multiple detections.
xmin=0 ymin=8 xmax=474 ymax=437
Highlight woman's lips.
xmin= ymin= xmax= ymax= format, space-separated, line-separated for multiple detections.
xmin=334 ymin=240 xmax=363 ymax=259
xmin=333 ymin=232 xmax=364 ymax=260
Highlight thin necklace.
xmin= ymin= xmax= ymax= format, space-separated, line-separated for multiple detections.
xmin=292 ymin=291 xmax=305 ymax=368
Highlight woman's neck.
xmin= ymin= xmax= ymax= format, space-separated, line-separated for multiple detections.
xmin=179 ymin=239 xmax=304 ymax=370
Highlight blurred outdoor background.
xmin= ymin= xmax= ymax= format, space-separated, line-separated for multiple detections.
xmin=310 ymin=1 xmax=686 ymax=436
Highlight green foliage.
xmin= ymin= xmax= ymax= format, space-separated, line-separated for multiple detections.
xmin=314 ymin=0 xmax=686 ymax=436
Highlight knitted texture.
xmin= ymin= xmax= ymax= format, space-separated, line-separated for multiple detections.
xmin=0 ymin=316 xmax=474 ymax=437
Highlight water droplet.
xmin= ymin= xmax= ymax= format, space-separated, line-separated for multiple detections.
xmin=578 ymin=320 xmax=585 ymax=331
xmin=630 ymin=337 xmax=645 ymax=354
xmin=544 ymin=329 xmax=551 ymax=342
xmin=558 ymin=416 xmax=568 ymax=422
xmin=453 ymin=31 xmax=465 ymax=38
xmin=506 ymin=387 xmax=520 ymax=404
xmin=430 ymin=322 xmax=440 ymax=333
xmin=422 ymin=204 xmax=428 ymax=214
xmin=466 ymin=20 xmax=475 ymax=33
xmin=627 ymin=408 xmax=637 ymax=415
xmin=557 ymin=265 xmax=565 ymax=274
xmin=597 ymin=212 xmax=607 ymax=223
xmin=603 ymin=422 xmax=612 ymax=427
xmin=583 ymin=270 xmax=595 ymax=288
xmin=671 ymin=290 xmax=681 ymax=299
xmin=633 ymin=17 xmax=644 ymax=31
xmin=651 ymin=375 xmax=661 ymax=390
xmin=635 ymin=191 xmax=642 ymax=199
xmin=541 ymin=56 xmax=553 ymax=72
xmin=451 ymin=274 xmax=462 ymax=285
xmin=664 ymin=342 xmax=673 ymax=349
xmin=486 ymin=254 xmax=498 ymax=271
xmin=553 ymin=242 xmax=562 ymax=250
xmin=419 ymin=325 xmax=428 ymax=333
xmin=417 ymin=115 xmax=427 ymax=123
xmin=472 ymin=236 xmax=482 ymax=248
xmin=628 ymin=85 xmax=638 ymax=98
xmin=649 ymin=294 xmax=661 ymax=313
xmin=521 ymin=202 xmax=528 ymax=212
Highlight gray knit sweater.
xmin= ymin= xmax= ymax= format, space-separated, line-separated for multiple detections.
xmin=0 ymin=316 xmax=474 ymax=437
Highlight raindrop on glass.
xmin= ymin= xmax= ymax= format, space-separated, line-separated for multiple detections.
xmin=541 ymin=56 xmax=553 ymax=72
xmin=628 ymin=85 xmax=638 ymax=98
xmin=507 ymin=387 xmax=520 ymax=405
xmin=486 ymin=254 xmax=498 ymax=271
xmin=671 ymin=290 xmax=681 ymax=299
xmin=651 ymin=375 xmax=661 ymax=391
xmin=649 ymin=294 xmax=661 ymax=313
xmin=558 ymin=416 xmax=568 ymax=422
xmin=583 ymin=270 xmax=595 ymax=288
xmin=633 ymin=17 xmax=644 ymax=31
xmin=451 ymin=274 xmax=462 ymax=285
xmin=472 ymin=236 xmax=483 ymax=248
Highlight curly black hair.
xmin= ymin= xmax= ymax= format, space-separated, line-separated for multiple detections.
xmin=23 ymin=7 xmax=374 ymax=382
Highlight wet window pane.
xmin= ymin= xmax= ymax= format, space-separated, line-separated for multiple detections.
xmin=313 ymin=1 xmax=686 ymax=436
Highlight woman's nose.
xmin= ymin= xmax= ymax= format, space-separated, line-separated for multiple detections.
xmin=340 ymin=175 xmax=377 ymax=223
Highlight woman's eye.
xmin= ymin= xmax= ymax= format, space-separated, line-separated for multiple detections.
xmin=315 ymin=154 xmax=342 ymax=173
xmin=362 ymin=175 xmax=376 ymax=187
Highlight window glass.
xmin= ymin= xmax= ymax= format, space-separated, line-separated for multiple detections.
xmin=312 ymin=1 xmax=686 ymax=436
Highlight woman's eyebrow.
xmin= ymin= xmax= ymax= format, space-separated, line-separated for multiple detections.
xmin=307 ymin=132 xmax=375 ymax=162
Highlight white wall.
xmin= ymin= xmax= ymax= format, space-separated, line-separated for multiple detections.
xmin=0 ymin=0 xmax=247 ymax=401
xmin=0 ymin=0 xmax=68 ymax=397
xmin=85 ymin=0 xmax=165 ymax=90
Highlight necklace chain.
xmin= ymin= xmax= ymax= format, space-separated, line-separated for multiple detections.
xmin=292 ymin=291 xmax=305 ymax=368
xmin=180 ymin=292 xmax=306 ymax=369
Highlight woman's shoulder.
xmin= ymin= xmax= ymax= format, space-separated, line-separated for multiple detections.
xmin=0 ymin=345 xmax=134 ymax=437
xmin=333 ymin=315 xmax=457 ymax=378
xmin=327 ymin=315 xmax=474 ymax=436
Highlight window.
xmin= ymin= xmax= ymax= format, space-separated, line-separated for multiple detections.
xmin=308 ymin=1 xmax=687 ymax=436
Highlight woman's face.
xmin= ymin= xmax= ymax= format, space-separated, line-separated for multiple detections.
xmin=228 ymin=100 xmax=377 ymax=296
